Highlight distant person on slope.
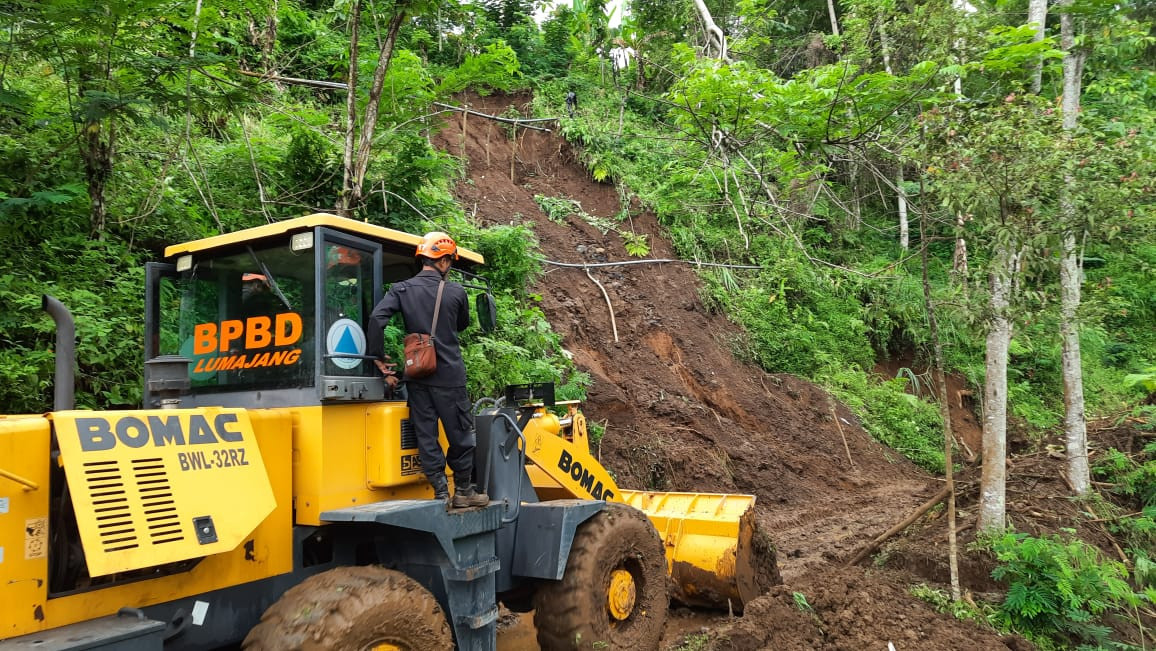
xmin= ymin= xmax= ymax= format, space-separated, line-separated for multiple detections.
xmin=366 ymin=232 xmax=488 ymax=509
xmin=565 ymin=90 xmax=578 ymax=118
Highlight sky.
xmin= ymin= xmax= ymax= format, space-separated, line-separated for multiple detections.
xmin=532 ymin=0 xmax=626 ymax=28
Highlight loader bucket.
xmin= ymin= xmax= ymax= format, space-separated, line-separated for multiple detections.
xmin=618 ymin=489 xmax=767 ymax=611
xmin=510 ymin=397 xmax=777 ymax=611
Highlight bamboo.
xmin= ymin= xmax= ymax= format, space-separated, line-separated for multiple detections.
xmin=845 ymin=484 xmax=952 ymax=567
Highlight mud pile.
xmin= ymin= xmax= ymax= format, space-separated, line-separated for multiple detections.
xmin=710 ymin=567 xmax=1030 ymax=651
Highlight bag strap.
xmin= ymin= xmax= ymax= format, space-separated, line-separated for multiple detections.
xmin=429 ymin=280 xmax=446 ymax=336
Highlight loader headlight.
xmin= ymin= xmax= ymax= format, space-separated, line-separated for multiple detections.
xmin=291 ymin=232 xmax=314 ymax=252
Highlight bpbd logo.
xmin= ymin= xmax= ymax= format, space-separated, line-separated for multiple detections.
xmin=326 ymin=318 xmax=366 ymax=370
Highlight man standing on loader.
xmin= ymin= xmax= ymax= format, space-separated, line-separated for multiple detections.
xmin=366 ymin=231 xmax=489 ymax=509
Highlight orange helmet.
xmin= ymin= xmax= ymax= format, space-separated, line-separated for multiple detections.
xmin=415 ymin=231 xmax=458 ymax=260
xmin=242 ymin=273 xmax=267 ymax=283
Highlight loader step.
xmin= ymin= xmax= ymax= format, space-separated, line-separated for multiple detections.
xmin=0 ymin=611 xmax=165 ymax=651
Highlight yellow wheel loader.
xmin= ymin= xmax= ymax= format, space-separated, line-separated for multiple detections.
xmin=0 ymin=214 xmax=769 ymax=650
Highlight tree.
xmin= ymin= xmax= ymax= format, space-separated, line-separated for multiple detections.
xmin=5 ymin=0 xmax=240 ymax=236
xmin=878 ymin=12 xmax=908 ymax=249
xmin=338 ymin=0 xmax=414 ymax=217
xmin=979 ymin=239 xmax=1013 ymax=531
xmin=1027 ymin=0 xmax=1048 ymax=93
xmin=922 ymin=93 xmax=1068 ymax=533
xmin=692 ymin=0 xmax=729 ymax=59
xmin=827 ymin=0 xmax=841 ymax=36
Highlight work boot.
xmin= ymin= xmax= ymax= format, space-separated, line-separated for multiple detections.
xmin=451 ymin=484 xmax=489 ymax=509
xmin=429 ymin=473 xmax=450 ymax=502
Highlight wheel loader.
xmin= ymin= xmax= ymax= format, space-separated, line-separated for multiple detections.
xmin=0 ymin=214 xmax=768 ymax=650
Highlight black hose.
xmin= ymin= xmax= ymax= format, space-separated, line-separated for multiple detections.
xmin=543 ymin=258 xmax=762 ymax=270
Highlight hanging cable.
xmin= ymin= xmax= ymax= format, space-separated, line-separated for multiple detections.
xmin=542 ymin=258 xmax=763 ymax=270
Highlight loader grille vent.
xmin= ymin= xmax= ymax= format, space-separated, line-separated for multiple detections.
xmin=82 ymin=457 xmax=186 ymax=553
xmin=133 ymin=457 xmax=184 ymax=545
xmin=84 ymin=460 xmax=138 ymax=553
xmin=400 ymin=419 xmax=417 ymax=450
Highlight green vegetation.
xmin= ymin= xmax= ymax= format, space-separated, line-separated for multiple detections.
xmin=2 ymin=0 xmax=1155 ymax=644
xmin=1091 ymin=410 xmax=1156 ymax=559
xmin=909 ymin=583 xmax=996 ymax=627
xmin=670 ymin=633 xmax=710 ymax=651
xmin=984 ymin=531 xmax=1146 ymax=648
xmin=791 ymin=591 xmax=813 ymax=612
xmin=459 ymin=222 xmax=588 ymax=400
xmin=917 ymin=532 xmax=1152 ymax=649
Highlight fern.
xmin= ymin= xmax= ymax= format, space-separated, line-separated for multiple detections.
xmin=986 ymin=532 xmax=1144 ymax=646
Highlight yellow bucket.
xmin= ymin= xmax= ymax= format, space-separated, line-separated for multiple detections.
xmin=619 ymin=490 xmax=772 ymax=611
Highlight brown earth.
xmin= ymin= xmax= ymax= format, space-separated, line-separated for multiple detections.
xmin=434 ymin=92 xmax=1033 ymax=650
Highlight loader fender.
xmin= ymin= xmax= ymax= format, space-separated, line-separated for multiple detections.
xmin=511 ymin=500 xmax=604 ymax=580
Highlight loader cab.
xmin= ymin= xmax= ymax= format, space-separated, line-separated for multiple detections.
xmin=143 ymin=214 xmax=488 ymax=409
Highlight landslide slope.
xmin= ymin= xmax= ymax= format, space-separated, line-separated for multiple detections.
xmin=434 ymin=92 xmax=1021 ymax=650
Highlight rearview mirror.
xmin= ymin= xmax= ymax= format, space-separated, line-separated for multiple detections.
xmin=476 ymin=293 xmax=497 ymax=333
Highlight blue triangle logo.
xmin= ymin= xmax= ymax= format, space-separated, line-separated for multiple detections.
xmin=335 ymin=327 xmax=359 ymax=354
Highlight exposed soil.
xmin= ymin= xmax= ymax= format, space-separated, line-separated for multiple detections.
xmin=705 ymin=566 xmax=1033 ymax=651
xmin=436 ymin=92 xmax=1032 ymax=650
xmin=874 ymin=353 xmax=983 ymax=461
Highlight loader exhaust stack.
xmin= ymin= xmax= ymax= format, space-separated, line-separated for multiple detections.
xmin=42 ymin=294 xmax=75 ymax=411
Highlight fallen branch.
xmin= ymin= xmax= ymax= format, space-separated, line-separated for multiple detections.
xmin=830 ymin=402 xmax=855 ymax=468
xmin=233 ymin=71 xmax=558 ymax=133
xmin=1084 ymin=511 xmax=1143 ymax=523
xmin=845 ymin=484 xmax=953 ymax=567
xmin=433 ymin=102 xmax=555 ymax=132
xmin=585 ymin=266 xmax=619 ymax=343
xmin=238 ymin=68 xmax=349 ymax=90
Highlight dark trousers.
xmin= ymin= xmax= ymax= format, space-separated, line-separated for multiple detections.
xmin=407 ymin=383 xmax=476 ymax=485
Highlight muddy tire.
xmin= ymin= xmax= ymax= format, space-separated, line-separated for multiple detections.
xmin=243 ymin=566 xmax=452 ymax=651
xmin=533 ymin=502 xmax=669 ymax=650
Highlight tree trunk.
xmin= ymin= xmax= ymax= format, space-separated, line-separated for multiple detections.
xmin=338 ymin=0 xmax=362 ymax=217
xmin=82 ymin=119 xmax=114 ymax=236
xmin=78 ymin=63 xmax=114 ymax=237
xmin=949 ymin=13 xmax=968 ymax=271
xmin=978 ymin=242 xmax=1013 ymax=532
xmin=247 ymin=0 xmax=279 ymax=73
xmin=827 ymin=0 xmax=841 ymax=36
xmin=1060 ymin=232 xmax=1089 ymax=493
xmin=919 ymin=186 xmax=960 ymax=601
xmin=880 ymin=20 xmax=907 ymax=249
xmin=1028 ymin=0 xmax=1048 ymax=94
xmin=348 ymin=10 xmax=407 ymax=214
xmin=952 ymin=213 xmax=968 ymax=279
xmin=691 ymin=0 xmax=727 ymax=59
xmin=1059 ymin=0 xmax=1089 ymax=495
xmin=265 ymin=0 xmax=279 ymax=70
xmin=897 ymin=173 xmax=909 ymax=249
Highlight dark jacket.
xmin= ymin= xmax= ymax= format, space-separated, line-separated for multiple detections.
xmin=367 ymin=269 xmax=470 ymax=387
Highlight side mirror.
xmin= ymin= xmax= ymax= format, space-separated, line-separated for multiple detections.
xmin=476 ymin=293 xmax=497 ymax=334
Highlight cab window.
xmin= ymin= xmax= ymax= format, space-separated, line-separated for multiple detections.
xmin=171 ymin=244 xmax=315 ymax=392
xmin=321 ymin=243 xmax=376 ymax=377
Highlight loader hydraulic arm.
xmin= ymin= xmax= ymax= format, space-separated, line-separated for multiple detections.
xmin=519 ymin=402 xmax=620 ymax=502
xmin=516 ymin=398 xmax=769 ymax=611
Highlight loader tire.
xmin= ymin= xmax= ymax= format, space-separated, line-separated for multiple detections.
xmin=533 ymin=502 xmax=669 ymax=650
xmin=243 ymin=566 xmax=452 ymax=651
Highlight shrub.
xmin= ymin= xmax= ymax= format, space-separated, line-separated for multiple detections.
xmin=824 ymin=367 xmax=946 ymax=472
xmin=986 ymin=531 xmax=1142 ymax=646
